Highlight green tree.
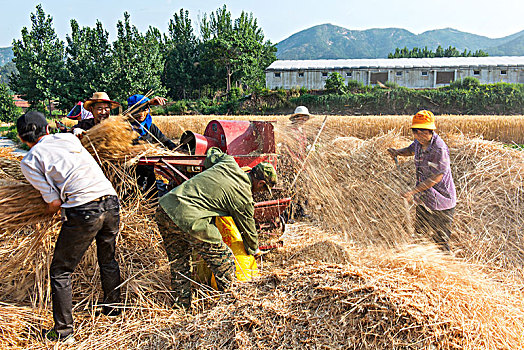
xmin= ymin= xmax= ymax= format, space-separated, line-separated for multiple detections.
xmin=163 ymin=9 xmax=200 ymax=99
xmin=200 ymin=5 xmax=276 ymax=94
xmin=110 ymin=12 xmax=166 ymax=102
xmin=389 ymin=45 xmax=488 ymax=58
xmin=9 ymin=4 xmax=65 ymax=113
xmin=0 ymin=83 xmax=20 ymax=122
xmin=324 ymin=72 xmax=346 ymax=94
xmin=60 ymin=19 xmax=113 ymax=108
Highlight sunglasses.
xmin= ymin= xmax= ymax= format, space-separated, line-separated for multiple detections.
xmin=412 ymin=128 xmax=430 ymax=134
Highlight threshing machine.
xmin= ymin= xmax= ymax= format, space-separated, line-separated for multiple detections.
xmin=138 ymin=120 xmax=291 ymax=231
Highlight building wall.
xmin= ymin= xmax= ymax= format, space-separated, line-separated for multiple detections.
xmin=266 ymin=66 xmax=524 ymax=90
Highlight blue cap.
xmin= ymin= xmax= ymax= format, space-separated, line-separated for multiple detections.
xmin=127 ymin=94 xmax=150 ymax=108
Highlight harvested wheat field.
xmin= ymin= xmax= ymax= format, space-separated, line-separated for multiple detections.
xmin=1 ymin=114 xmax=524 ymax=349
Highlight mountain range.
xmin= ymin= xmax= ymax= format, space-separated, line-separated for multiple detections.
xmin=276 ymin=24 xmax=524 ymax=59
xmin=2 ymin=24 xmax=524 ymax=65
xmin=0 ymin=47 xmax=13 ymax=66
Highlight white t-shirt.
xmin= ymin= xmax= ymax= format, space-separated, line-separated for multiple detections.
xmin=20 ymin=133 xmax=117 ymax=208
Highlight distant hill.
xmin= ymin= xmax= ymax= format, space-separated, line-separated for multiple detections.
xmin=0 ymin=47 xmax=13 ymax=66
xmin=276 ymin=24 xmax=524 ymax=59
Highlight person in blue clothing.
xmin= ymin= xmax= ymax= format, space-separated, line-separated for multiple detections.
xmin=127 ymin=94 xmax=177 ymax=199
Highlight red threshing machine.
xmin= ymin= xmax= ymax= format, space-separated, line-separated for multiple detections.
xmin=138 ymin=120 xmax=291 ymax=232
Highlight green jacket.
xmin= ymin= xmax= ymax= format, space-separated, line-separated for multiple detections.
xmin=159 ymin=147 xmax=258 ymax=255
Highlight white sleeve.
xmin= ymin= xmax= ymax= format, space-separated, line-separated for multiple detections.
xmin=20 ymin=155 xmax=60 ymax=204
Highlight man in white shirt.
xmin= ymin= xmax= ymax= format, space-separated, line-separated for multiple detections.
xmin=17 ymin=111 xmax=121 ymax=344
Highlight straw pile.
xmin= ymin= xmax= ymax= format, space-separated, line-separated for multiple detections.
xmin=1 ymin=116 xmax=524 ymax=348
xmin=277 ymin=123 xmax=524 ymax=270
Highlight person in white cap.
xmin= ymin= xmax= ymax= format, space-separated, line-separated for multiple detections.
xmin=282 ymin=106 xmax=312 ymax=220
xmin=288 ymin=106 xmax=311 ymax=160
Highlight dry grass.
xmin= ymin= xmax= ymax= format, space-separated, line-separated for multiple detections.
xmin=2 ymin=115 xmax=524 ymax=348
xmin=153 ymin=114 xmax=524 ymax=144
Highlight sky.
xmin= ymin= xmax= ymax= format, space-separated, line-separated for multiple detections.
xmin=0 ymin=0 xmax=523 ymax=48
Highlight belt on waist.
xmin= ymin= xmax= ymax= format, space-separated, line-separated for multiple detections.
xmin=92 ymin=195 xmax=113 ymax=202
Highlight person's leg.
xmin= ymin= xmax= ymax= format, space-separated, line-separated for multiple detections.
xmin=50 ymin=208 xmax=103 ymax=337
xmin=428 ymin=208 xmax=455 ymax=251
xmin=193 ymin=239 xmax=235 ymax=292
xmin=414 ymin=205 xmax=432 ymax=237
xmin=155 ymin=207 xmax=191 ymax=308
xmin=94 ymin=196 xmax=121 ymax=312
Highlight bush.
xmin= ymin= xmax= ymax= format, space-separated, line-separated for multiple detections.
xmin=346 ymin=80 xmax=365 ymax=93
xmin=0 ymin=83 xmax=21 ymax=122
xmin=324 ymin=72 xmax=346 ymax=94
xmin=449 ymin=77 xmax=480 ymax=90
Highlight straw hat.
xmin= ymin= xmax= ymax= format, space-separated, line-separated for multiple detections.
xmin=411 ymin=110 xmax=436 ymax=130
xmin=290 ymin=106 xmax=311 ymax=122
xmin=84 ymin=92 xmax=120 ymax=111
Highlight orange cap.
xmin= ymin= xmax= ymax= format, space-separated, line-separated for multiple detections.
xmin=411 ymin=110 xmax=436 ymax=130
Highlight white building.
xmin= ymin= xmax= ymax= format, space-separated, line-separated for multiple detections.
xmin=265 ymin=56 xmax=524 ymax=90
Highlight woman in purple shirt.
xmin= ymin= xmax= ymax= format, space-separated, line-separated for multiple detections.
xmin=388 ymin=110 xmax=457 ymax=251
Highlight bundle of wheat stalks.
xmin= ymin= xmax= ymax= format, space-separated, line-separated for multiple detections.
xmin=81 ymin=115 xmax=180 ymax=164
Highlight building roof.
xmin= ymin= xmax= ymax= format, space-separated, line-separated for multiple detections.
xmin=266 ymin=56 xmax=524 ymax=71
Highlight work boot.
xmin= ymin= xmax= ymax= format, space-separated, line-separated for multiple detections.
xmin=100 ymin=305 xmax=122 ymax=316
xmin=42 ymin=328 xmax=75 ymax=345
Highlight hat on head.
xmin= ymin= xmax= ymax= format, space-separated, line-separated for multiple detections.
xmin=84 ymin=92 xmax=120 ymax=111
xmin=251 ymin=162 xmax=277 ymax=194
xmin=127 ymin=94 xmax=150 ymax=108
xmin=290 ymin=105 xmax=311 ymax=122
xmin=16 ymin=110 xmax=48 ymax=131
xmin=411 ymin=110 xmax=436 ymax=130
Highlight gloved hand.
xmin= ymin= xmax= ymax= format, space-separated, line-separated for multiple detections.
xmin=253 ymin=248 xmax=270 ymax=257
xmin=73 ymin=128 xmax=86 ymax=138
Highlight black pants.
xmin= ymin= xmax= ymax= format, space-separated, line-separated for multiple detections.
xmin=50 ymin=196 xmax=121 ymax=337
xmin=415 ymin=205 xmax=455 ymax=251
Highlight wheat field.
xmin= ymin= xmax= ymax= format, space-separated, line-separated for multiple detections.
xmin=3 ymin=113 xmax=524 ymax=348
xmin=152 ymin=114 xmax=524 ymax=144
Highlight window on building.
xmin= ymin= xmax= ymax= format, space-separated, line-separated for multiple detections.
xmin=274 ymin=72 xmax=281 ymax=78
xmin=298 ymin=72 xmax=304 ymax=77
xmin=396 ymin=71 xmax=403 ymax=76
xmin=501 ymin=70 xmax=507 ymax=75
xmin=322 ymin=72 xmax=328 ymax=77
xmin=346 ymin=72 xmax=352 ymax=77
xmin=421 ymin=71 xmax=429 ymax=76
xmin=370 ymin=72 xmax=388 ymax=84
xmin=436 ymin=71 xmax=455 ymax=84
xmin=473 ymin=70 xmax=480 ymax=75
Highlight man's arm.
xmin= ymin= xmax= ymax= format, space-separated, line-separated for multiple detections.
xmin=403 ymin=173 xmax=444 ymax=202
xmin=231 ymin=203 xmax=258 ymax=256
xmin=149 ymin=124 xmax=176 ymax=150
xmin=387 ymin=146 xmax=414 ymax=158
xmin=20 ymin=157 xmax=62 ymax=211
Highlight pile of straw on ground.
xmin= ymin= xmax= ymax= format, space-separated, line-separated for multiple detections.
xmin=2 ymin=118 xmax=524 ymax=348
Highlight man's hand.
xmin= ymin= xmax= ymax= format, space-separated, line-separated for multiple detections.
xmin=253 ymin=248 xmax=270 ymax=257
xmin=150 ymin=96 xmax=167 ymax=106
xmin=387 ymin=148 xmax=399 ymax=159
xmin=402 ymin=190 xmax=414 ymax=203
xmin=73 ymin=128 xmax=86 ymax=138
xmin=47 ymin=199 xmax=62 ymax=214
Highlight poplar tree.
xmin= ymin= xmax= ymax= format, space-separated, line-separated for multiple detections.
xmin=10 ymin=4 xmax=65 ymax=112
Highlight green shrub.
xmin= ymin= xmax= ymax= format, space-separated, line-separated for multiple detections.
xmin=324 ymin=72 xmax=346 ymax=94
xmin=0 ymin=83 xmax=21 ymax=122
xmin=346 ymin=80 xmax=365 ymax=92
